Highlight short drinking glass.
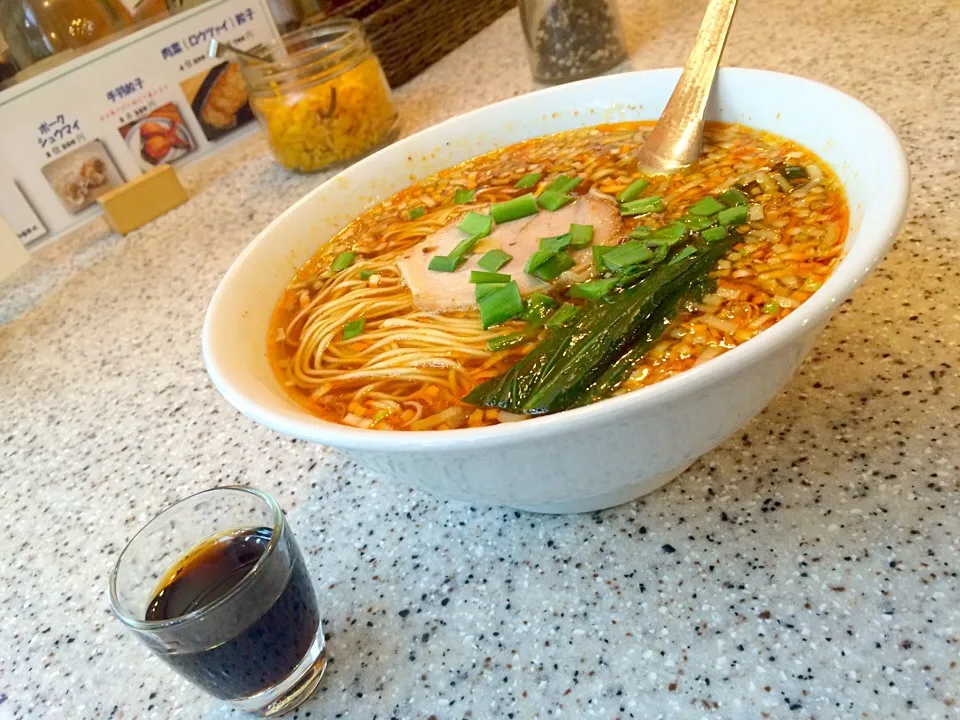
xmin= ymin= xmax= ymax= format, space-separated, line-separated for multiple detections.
xmin=109 ymin=486 xmax=325 ymax=717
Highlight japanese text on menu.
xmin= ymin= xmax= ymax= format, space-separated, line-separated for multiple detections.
xmin=160 ymin=8 xmax=257 ymax=73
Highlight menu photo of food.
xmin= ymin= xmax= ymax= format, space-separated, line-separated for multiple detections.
xmin=41 ymin=140 xmax=125 ymax=215
xmin=119 ymin=102 xmax=196 ymax=172
xmin=180 ymin=61 xmax=253 ymax=142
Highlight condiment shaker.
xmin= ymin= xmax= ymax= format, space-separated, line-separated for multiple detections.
xmin=519 ymin=0 xmax=628 ymax=84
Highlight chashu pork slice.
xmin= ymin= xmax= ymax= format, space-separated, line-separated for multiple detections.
xmin=397 ymin=196 xmax=621 ymax=312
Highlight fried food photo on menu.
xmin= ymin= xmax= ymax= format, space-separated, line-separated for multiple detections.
xmin=181 ymin=62 xmax=254 ymax=140
xmin=119 ymin=103 xmax=196 ymax=169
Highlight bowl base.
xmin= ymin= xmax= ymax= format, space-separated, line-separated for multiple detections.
xmin=509 ymin=463 xmax=692 ymax=514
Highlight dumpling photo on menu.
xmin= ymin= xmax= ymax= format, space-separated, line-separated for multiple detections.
xmin=41 ymin=140 xmax=125 ymax=214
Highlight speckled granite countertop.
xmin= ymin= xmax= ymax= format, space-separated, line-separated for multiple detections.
xmin=2 ymin=0 xmax=959 ymax=718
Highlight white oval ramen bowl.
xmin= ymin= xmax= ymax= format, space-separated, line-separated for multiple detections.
xmin=204 ymin=68 xmax=909 ymax=513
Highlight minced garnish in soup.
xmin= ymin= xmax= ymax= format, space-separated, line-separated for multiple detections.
xmin=268 ymin=122 xmax=848 ymax=431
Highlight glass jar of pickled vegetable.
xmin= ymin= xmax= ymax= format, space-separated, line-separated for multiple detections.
xmin=239 ymin=20 xmax=398 ymax=173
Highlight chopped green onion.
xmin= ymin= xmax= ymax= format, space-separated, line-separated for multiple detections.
xmin=537 ymin=190 xmax=574 ymax=212
xmin=701 ymin=226 xmax=728 ymax=242
xmin=618 ymin=178 xmax=650 ymax=203
xmin=668 ymin=246 xmax=698 ymax=265
xmin=602 ymin=241 xmax=655 ymax=270
xmin=687 ymin=197 xmax=726 ymax=216
xmin=718 ymin=188 xmax=748 ymax=207
xmin=360 ymin=269 xmax=376 ymax=280
xmin=781 ymin=165 xmax=808 ymax=180
xmin=428 ymin=255 xmax=462 ymax=272
xmin=646 ymin=239 xmax=670 ymax=264
xmin=490 ymin=194 xmax=539 ymax=224
xmin=762 ymin=302 xmax=780 ymax=314
xmin=650 ymin=224 xmax=687 ymax=244
xmin=447 ymin=235 xmax=482 ymax=264
xmin=593 ymin=245 xmax=613 ymax=273
xmin=569 ymin=223 xmax=593 ymax=249
xmin=620 ymin=196 xmax=664 ymax=216
xmin=546 ymin=174 xmax=582 ymax=193
xmin=546 ymin=303 xmax=578 ymax=329
xmin=478 ymin=249 xmax=512 ymax=272
xmin=454 ymin=188 xmax=476 ymax=204
xmin=515 ymin=173 xmax=542 ymax=189
xmin=529 ymin=252 xmax=574 ymax=281
xmin=470 ymin=270 xmax=511 ymax=284
xmin=458 ymin=211 xmax=493 ymax=238
xmin=475 ymin=282 xmax=506 ymax=301
xmin=407 ymin=206 xmax=426 ymax=220
xmin=569 ymin=278 xmax=619 ymax=300
xmin=478 ymin=281 xmax=524 ymax=329
xmin=342 ymin=318 xmax=365 ymax=340
xmin=524 ymin=292 xmax=559 ymax=322
xmin=679 ymin=214 xmax=715 ymax=230
xmin=539 ymin=233 xmax=571 ymax=252
xmin=718 ymin=205 xmax=750 ymax=226
xmin=628 ymin=226 xmax=652 ymax=239
xmin=525 ymin=249 xmax=556 ymax=275
xmin=331 ymin=251 xmax=356 ymax=272
xmin=487 ymin=331 xmax=530 ymax=352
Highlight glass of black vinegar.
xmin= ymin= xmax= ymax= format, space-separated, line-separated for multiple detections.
xmin=109 ymin=487 xmax=325 ymax=717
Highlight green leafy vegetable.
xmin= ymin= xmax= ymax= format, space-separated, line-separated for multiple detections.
xmin=687 ymin=197 xmax=725 ymax=216
xmin=407 ymin=206 xmax=426 ymax=220
xmin=571 ymin=285 xmax=697 ymax=408
xmin=593 ymin=245 xmax=613 ymax=273
xmin=458 ymin=211 xmax=493 ymax=238
xmin=679 ymin=214 xmax=715 ymax=230
xmin=650 ymin=224 xmax=687 ymax=244
xmin=618 ymin=178 xmax=650 ymax=203
xmin=464 ymin=235 xmax=737 ymax=414
xmin=545 ymin=303 xmax=578 ymax=329
xmin=569 ymin=223 xmax=593 ymax=249
xmin=601 ymin=241 xmax=655 ymax=270
xmin=668 ymin=246 xmax=698 ymax=265
xmin=701 ymin=226 xmax=728 ymax=242
xmin=780 ymin=165 xmax=808 ymax=180
xmin=470 ymin=270 xmax=511 ymax=284
xmin=331 ymin=251 xmax=355 ymax=272
xmin=515 ymin=173 xmax=543 ymax=189
xmin=539 ymin=234 xmax=571 ymax=252
xmin=546 ymin=174 xmax=582 ymax=193
xmin=569 ymin=278 xmax=619 ymax=300
xmin=475 ymin=282 xmax=506 ymax=301
xmin=487 ymin=331 xmax=531 ymax=352
xmin=478 ymin=281 xmax=524 ymax=329
xmin=718 ymin=205 xmax=749 ymax=226
xmin=428 ymin=255 xmax=461 ymax=272
xmin=718 ymin=188 xmax=748 ymax=207
xmin=529 ymin=251 xmax=575 ymax=281
xmin=620 ymin=196 xmax=664 ymax=216
xmin=478 ymin=249 xmax=512 ymax=272
xmin=524 ymin=292 xmax=559 ymax=322
xmin=454 ymin=188 xmax=476 ymax=204
xmin=342 ymin=318 xmax=365 ymax=340
xmin=490 ymin=194 xmax=539 ymax=224
xmin=537 ymin=190 xmax=574 ymax=212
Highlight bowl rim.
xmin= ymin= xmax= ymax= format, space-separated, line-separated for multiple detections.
xmin=203 ymin=67 xmax=910 ymax=452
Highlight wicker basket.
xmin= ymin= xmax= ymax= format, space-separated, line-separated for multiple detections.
xmin=304 ymin=0 xmax=517 ymax=87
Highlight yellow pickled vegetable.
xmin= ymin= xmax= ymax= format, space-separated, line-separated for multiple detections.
xmin=252 ymin=58 xmax=396 ymax=173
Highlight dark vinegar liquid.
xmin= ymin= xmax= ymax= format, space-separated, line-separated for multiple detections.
xmin=145 ymin=527 xmax=319 ymax=700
